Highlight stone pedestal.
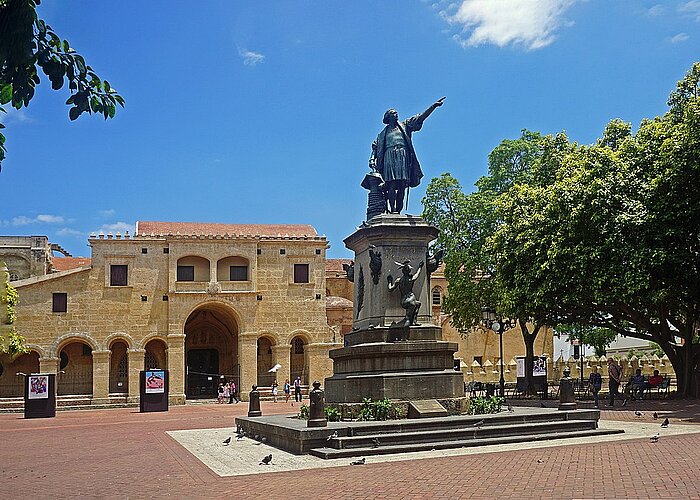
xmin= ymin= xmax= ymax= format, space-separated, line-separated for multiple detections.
xmin=558 ymin=367 xmax=577 ymax=411
xmin=325 ymin=214 xmax=463 ymax=403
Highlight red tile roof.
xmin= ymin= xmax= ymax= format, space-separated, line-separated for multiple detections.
xmin=52 ymin=257 xmax=91 ymax=271
xmin=326 ymin=258 xmax=353 ymax=273
xmin=136 ymin=221 xmax=318 ymax=238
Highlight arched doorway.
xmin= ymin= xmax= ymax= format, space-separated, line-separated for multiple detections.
xmin=109 ymin=340 xmax=128 ymax=394
xmin=184 ymin=303 xmax=238 ymax=399
xmin=57 ymin=341 xmax=93 ymax=395
xmin=257 ymin=337 xmax=275 ymax=387
xmin=0 ymin=351 xmax=40 ymax=397
xmin=144 ymin=339 xmax=167 ymax=370
xmin=290 ymin=336 xmax=308 ymax=385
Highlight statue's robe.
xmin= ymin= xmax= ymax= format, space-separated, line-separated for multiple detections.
xmin=371 ymin=114 xmax=425 ymax=188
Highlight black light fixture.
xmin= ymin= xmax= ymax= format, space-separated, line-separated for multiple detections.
xmin=480 ymin=305 xmax=516 ymax=398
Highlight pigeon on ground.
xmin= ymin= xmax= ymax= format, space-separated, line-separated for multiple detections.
xmin=661 ymin=418 xmax=670 ymax=428
xmin=222 ymin=437 xmax=231 ymax=445
xmin=259 ymin=454 xmax=273 ymax=465
xmin=351 ymin=457 xmax=366 ymax=465
xmin=507 ymin=404 xmax=514 ymax=413
xmin=261 ymin=437 xmax=267 ymax=444
xmin=537 ymin=459 xmax=544 ymax=463
xmin=653 ymin=412 xmax=658 ymax=420
xmin=254 ymin=434 xmax=261 ymax=441
xmin=327 ymin=431 xmax=338 ymax=442
xmin=650 ymin=433 xmax=660 ymax=443
xmin=635 ymin=411 xmax=643 ymax=417
xmin=372 ymin=438 xmax=381 ymax=448
xmin=473 ymin=420 xmax=484 ymax=428
xmin=236 ymin=434 xmax=245 ymax=441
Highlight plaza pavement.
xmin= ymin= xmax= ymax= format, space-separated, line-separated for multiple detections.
xmin=2 ymin=399 xmax=700 ymax=499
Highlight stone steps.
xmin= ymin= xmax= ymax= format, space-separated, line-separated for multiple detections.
xmin=309 ymin=426 xmax=623 ymax=459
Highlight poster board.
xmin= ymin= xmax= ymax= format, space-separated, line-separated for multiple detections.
xmin=24 ymin=373 xmax=56 ymax=418
xmin=140 ymin=370 xmax=169 ymax=412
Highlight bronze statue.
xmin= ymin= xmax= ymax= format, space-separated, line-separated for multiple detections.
xmin=387 ymin=260 xmax=424 ymax=327
xmin=369 ymin=97 xmax=445 ymax=214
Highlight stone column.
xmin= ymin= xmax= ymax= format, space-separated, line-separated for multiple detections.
xmin=167 ymin=333 xmax=186 ymax=405
xmin=127 ymin=348 xmax=145 ymax=403
xmin=271 ymin=344 xmax=291 ymax=386
xmin=306 ymin=343 xmax=336 ymax=387
xmin=39 ymin=356 xmax=60 ymax=374
xmin=92 ymin=349 xmax=111 ymax=404
xmin=238 ymin=332 xmax=258 ymax=402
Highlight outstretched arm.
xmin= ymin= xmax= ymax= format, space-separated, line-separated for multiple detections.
xmin=416 ymin=97 xmax=445 ymax=123
xmin=411 ymin=261 xmax=425 ymax=281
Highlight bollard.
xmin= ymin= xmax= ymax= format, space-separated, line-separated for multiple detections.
xmin=248 ymin=384 xmax=262 ymax=417
xmin=307 ymin=380 xmax=327 ymax=427
xmin=558 ymin=367 xmax=577 ymax=411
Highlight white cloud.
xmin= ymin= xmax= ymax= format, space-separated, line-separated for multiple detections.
xmin=670 ymin=32 xmax=689 ymax=43
xmin=1 ymin=107 xmax=31 ymax=125
xmin=446 ymin=0 xmax=577 ymax=50
xmin=647 ymin=4 xmax=664 ymax=16
xmin=98 ymin=209 xmax=116 ymax=217
xmin=238 ymin=48 xmax=265 ymax=66
xmin=9 ymin=214 xmax=64 ymax=226
xmin=96 ymin=221 xmax=135 ymax=235
xmin=679 ymin=1 xmax=700 ymax=22
xmin=56 ymin=228 xmax=84 ymax=237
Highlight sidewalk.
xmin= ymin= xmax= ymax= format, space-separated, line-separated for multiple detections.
xmin=1 ymin=400 xmax=699 ymax=499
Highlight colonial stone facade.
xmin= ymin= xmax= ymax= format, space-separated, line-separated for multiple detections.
xmin=1 ymin=222 xmax=340 ymax=403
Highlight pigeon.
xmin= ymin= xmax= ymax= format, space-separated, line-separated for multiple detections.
xmin=537 ymin=459 xmax=544 ymax=464
xmin=259 ymin=454 xmax=273 ymax=465
xmin=372 ymin=438 xmax=381 ymax=448
xmin=254 ymin=434 xmax=261 ymax=441
xmin=327 ymin=431 xmax=338 ymax=442
xmin=650 ymin=433 xmax=660 ymax=443
xmin=351 ymin=457 xmax=366 ymax=465
xmin=661 ymin=418 xmax=670 ymax=428
xmin=261 ymin=437 xmax=268 ymax=444
xmin=653 ymin=412 xmax=658 ymax=420
xmin=507 ymin=404 xmax=514 ymax=413
xmin=473 ymin=419 xmax=485 ymax=428
xmin=635 ymin=411 xmax=643 ymax=417
xmin=222 ymin=437 xmax=231 ymax=445
xmin=268 ymin=363 xmax=282 ymax=373
xmin=236 ymin=434 xmax=245 ymax=441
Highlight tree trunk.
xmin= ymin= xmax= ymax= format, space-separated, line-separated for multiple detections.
xmin=519 ymin=319 xmax=541 ymax=396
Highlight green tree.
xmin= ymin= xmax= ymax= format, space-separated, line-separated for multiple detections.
xmin=1 ymin=265 xmax=29 ymax=358
xmin=489 ymin=63 xmax=700 ymax=397
xmin=423 ymin=130 xmax=568 ymax=394
xmin=0 ymin=0 xmax=124 ymax=170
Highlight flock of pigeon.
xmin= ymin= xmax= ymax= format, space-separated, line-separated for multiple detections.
xmin=637 ymin=411 xmax=671 ymax=443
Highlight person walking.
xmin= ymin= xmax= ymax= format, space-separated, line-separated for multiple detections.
xmin=230 ymin=380 xmax=239 ymax=403
xmin=607 ymin=358 xmax=627 ymax=407
xmin=589 ymin=366 xmax=602 ymax=408
xmin=222 ymin=383 xmax=230 ymax=405
xmin=284 ymin=379 xmax=291 ymax=403
xmin=294 ymin=376 xmax=302 ymax=403
xmin=271 ymin=379 xmax=279 ymax=403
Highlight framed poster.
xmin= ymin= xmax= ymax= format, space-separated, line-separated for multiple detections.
xmin=145 ymin=370 xmax=165 ymax=393
xmin=516 ymin=358 xmax=525 ymax=378
xmin=28 ymin=375 xmax=49 ymax=399
xmin=533 ymin=356 xmax=547 ymax=377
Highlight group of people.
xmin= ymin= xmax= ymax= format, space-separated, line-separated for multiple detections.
xmin=270 ymin=377 xmax=304 ymax=404
xmin=216 ymin=381 xmax=239 ymax=404
xmin=587 ymin=358 xmax=665 ymax=408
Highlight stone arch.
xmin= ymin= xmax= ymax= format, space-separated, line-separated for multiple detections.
xmin=105 ymin=332 xmax=135 ymax=350
xmin=176 ymin=255 xmax=211 ymax=281
xmin=283 ymin=329 xmax=312 ymax=346
xmin=431 ymin=286 xmax=443 ymax=306
xmin=288 ymin=330 xmax=311 ymax=385
xmin=144 ymin=338 xmax=168 ymax=370
xmin=256 ymin=334 xmax=277 ymax=386
xmin=51 ymin=333 xmax=98 ymax=357
xmin=24 ymin=344 xmax=47 ymax=358
xmin=138 ymin=332 xmax=168 ymax=350
xmin=0 ymin=350 xmax=40 ymax=397
xmin=184 ymin=300 xmax=240 ymax=399
xmin=108 ymin=339 xmax=129 ymax=394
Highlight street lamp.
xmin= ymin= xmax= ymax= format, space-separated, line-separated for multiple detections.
xmin=481 ymin=306 xmax=517 ymax=397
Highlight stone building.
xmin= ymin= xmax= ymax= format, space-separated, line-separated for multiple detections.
xmin=0 ymin=222 xmax=339 ymax=403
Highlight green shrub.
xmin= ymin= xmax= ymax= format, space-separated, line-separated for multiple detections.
xmin=357 ymin=397 xmax=397 ymax=421
xmin=324 ymin=406 xmax=341 ymax=422
xmin=468 ymin=396 xmax=504 ymax=415
xmin=298 ymin=404 xmax=309 ymax=420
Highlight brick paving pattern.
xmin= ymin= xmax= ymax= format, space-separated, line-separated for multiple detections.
xmin=2 ymin=400 xmax=700 ymax=499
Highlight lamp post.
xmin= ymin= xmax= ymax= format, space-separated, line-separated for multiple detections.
xmin=480 ymin=306 xmax=517 ymax=398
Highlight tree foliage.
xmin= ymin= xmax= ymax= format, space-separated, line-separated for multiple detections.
xmin=0 ymin=0 xmax=124 ymax=169
xmin=1 ymin=276 xmax=28 ymax=357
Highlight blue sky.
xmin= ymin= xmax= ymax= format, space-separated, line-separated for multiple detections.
xmin=1 ymin=0 xmax=698 ymax=259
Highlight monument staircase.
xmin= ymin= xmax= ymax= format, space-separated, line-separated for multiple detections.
xmin=308 ymin=409 xmax=621 ymax=459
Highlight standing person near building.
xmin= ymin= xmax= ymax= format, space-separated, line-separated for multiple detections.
xmin=217 ymin=383 xmax=224 ymax=404
xmin=607 ymin=358 xmax=627 ymax=407
xmin=223 ymin=382 xmax=230 ymax=405
xmin=271 ymin=380 xmax=279 ymax=403
xmin=284 ymin=379 xmax=291 ymax=403
xmin=229 ymin=380 xmax=237 ymax=404
xmin=294 ymin=376 xmax=302 ymax=403
xmin=589 ymin=366 xmax=603 ymax=408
